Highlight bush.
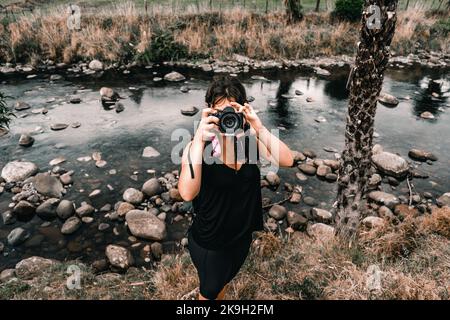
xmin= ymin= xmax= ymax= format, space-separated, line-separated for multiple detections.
xmin=0 ymin=91 xmax=15 ymax=130
xmin=332 ymin=0 xmax=364 ymax=22
xmin=431 ymin=17 xmax=450 ymax=37
xmin=135 ymin=29 xmax=188 ymax=63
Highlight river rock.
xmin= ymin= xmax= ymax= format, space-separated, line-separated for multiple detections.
xmin=1 ymin=161 xmax=38 ymax=182
xmin=316 ymin=165 xmax=331 ymax=177
xmin=18 ymin=134 xmax=34 ymax=147
xmin=368 ymin=173 xmax=382 ymax=188
xmin=2 ymin=210 xmax=15 ymax=225
xmin=298 ymin=164 xmax=316 ymax=175
xmin=408 ymin=149 xmax=438 ymax=162
xmin=420 ymin=111 xmax=434 ymax=119
xmin=76 ymin=203 xmax=95 ymax=217
xmin=323 ymin=159 xmax=340 ymax=171
xmin=105 ymin=245 xmax=134 ymax=269
xmin=378 ymin=206 xmax=395 ymax=220
xmin=371 ymin=151 xmax=409 ymax=178
xmin=368 ymin=191 xmax=399 ymax=209
xmin=69 ymin=96 xmax=81 ymax=104
xmin=123 ymin=188 xmax=144 ymax=205
xmin=378 ymin=92 xmax=399 ymax=107
xmin=32 ymin=173 xmax=64 ymax=198
xmin=268 ymin=204 xmax=287 ymax=220
xmin=14 ymin=101 xmax=31 ymax=111
xmin=7 ymin=227 xmax=30 ymax=246
xmin=125 ymin=210 xmax=167 ymax=241
xmin=151 ymin=242 xmax=163 ymax=260
xmin=362 ymin=216 xmax=385 ymax=229
xmin=265 ymin=171 xmax=280 ymax=186
xmin=436 ymin=192 xmax=450 ymax=207
xmin=100 ymin=87 xmax=120 ymax=101
xmin=116 ymin=202 xmax=135 ymax=217
xmin=13 ymin=200 xmax=35 ymax=222
xmin=0 ymin=269 xmax=15 ymax=283
xmin=89 ymin=59 xmax=103 ymax=71
xmin=307 ymin=223 xmax=335 ymax=242
xmin=292 ymin=151 xmax=306 ymax=162
xmin=36 ymin=198 xmax=59 ymax=220
xmin=15 ymin=256 xmax=58 ymax=279
xmin=169 ymin=188 xmax=183 ymax=202
xmin=142 ymin=178 xmax=163 ymax=197
xmin=59 ymin=173 xmax=73 ymax=185
xmin=290 ymin=192 xmax=301 ymax=204
xmin=49 ymin=74 xmax=63 ymax=81
xmin=311 ymin=208 xmax=332 ymax=222
xmin=115 ymin=102 xmax=125 ymax=113
xmin=287 ymin=211 xmax=307 ymax=229
xmin=56 ymin=200 xmax=75 ymax=219
xmin=61 ymin=216 xmax=82 ymax=235
xmin=142 ymin=146 xmax=160 ymax=158
xmin=181 ymin=106 xmax=199 ymax=116
xmin=164 ymin=71 xmax=186 ymax=82
xmin=50 ymin=123 xmax=69 ymax=131
xmin=303 ymin=196 xmax=318 ymax=207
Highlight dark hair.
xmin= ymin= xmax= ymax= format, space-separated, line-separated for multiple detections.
xmin=205 ymin=75 xmax=247 ymax=107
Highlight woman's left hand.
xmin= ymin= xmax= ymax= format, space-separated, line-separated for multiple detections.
xmin=229 ymin=102 xmax=263 ymax=132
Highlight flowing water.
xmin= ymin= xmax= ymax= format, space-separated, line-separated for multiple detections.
xmin=0 ymin=65 xmax=449 ymax=270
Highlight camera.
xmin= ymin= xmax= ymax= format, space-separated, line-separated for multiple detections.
xmin=212 ymin=106 xmax=245 ymax=134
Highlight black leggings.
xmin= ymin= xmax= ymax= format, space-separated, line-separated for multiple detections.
xmin=187 ymin=231 xmax=252 ymax=300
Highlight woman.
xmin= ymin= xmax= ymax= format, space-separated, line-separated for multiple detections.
xmin=178 ymin=75 xmax=294 ymax=300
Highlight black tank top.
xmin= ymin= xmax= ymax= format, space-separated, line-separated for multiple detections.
xmin=189 ymin=135 xmax=264 ymax=250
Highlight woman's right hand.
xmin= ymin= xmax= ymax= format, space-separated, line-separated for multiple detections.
xmin=194 ymin=108 xmax=219 ymax=142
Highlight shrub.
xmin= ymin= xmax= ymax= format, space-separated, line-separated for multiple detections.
xmin=332 ymin=0 xmax=364 ymax=22
xmin=135 ymin=29 xmax=188 ymax=63
xmin=0 ymin=91 xmax=15 ymax=130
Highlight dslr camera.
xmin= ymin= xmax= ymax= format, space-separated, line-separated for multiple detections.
xmin=212 ymin=106 xmax=245 ymax=134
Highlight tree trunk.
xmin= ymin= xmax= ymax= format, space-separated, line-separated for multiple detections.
xmin=284 ymin=0 xmax=303 ymax=23
xmin=335 ymin=0 xmax=398 ymax=244
xmin=315 ymin=0 xmax=321 ymax=12
xmin=405 ymin=0 xmax=410 ymax=10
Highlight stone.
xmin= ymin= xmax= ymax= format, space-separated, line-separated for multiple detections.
xmin=56 ymin=200 xmax=75 ymax=219
xmin=181 ymin=106 xmax=199 ymax=116
xmin=265 ymin=171 xmax=280 ymax=186
xmin=289 ymin=192 xmax=301 ymax=204
xmin=76 ymin=203 xmax=95 ymax=217
xmin=142 ymin=146 xmax=160 ymax=158
xmin=15 ymin=256 xmax=57 ymax=279
xmin=98 ymin=223 xmax=110 ymax=231
xmin=296 ymin=172 xmax=308 ymax=181
xmin=82 ymin=217 xmax=94 ymax=223
xmin=368 ymin=191 xmax=399 ymax=209
xmin=49 ymin=157 xmax=66 ymax=166
xmin=61 ymin=216 xmax=82 ymax=234
xmin=420 ymin=112 xmax=434 ymax=119
xmin=105 ymin=245 xmax=134 ymax=269
xmin=89 ymin=59 xmax=103 ymax=71
xmin=378 ymin=206 xmax=395 ymax=220
xmin=295 ymin=90 xmax=303 ymax=95
xmin=307 ymin=223 xmax=335 ymax=242
xmin=303 ymin=196 xmax=318 ymax=207
xmin=311 ymin=208 xmax=332 ymax=222
xmin=50 ymin=123 xmax=69 ymax=131
xmin=394 ymin=204 xmax=419 ymax=219
xmin=436 ymin=192 xmax=450 ymax=207
xmin=123 ymin=188 xmax=144 ymax=205
xmin=287 ymin=211 xmax=307 ymax=229
xmin=180 ymin=86 xmax=190 ymax=93
xmin=1 ymin=161 xmax=38 ymax=182
xmin=163 ymin=71 xmax=186 ymax=82
xmin=316 ymin=165 xmax=332 ymax=177
xmin=14 ymin=101 xmax=31 ymax=111
xmin=324 ymin=173 xmax=337 ymax=182
xmin=13 ymin=201 xmax=36 ymax=222
xmin=292 ymin=151 xmax=306 ymax=162
xmin=33 ymin=173 xmax=64 ymax=198
xmin=100 ymin=87 xmax=120 ymax=101
xmin=323 ymin=159 xmax=340 ymax=171
xmin=368 ymin=173 xmax=382 ymax=188
xmin=372 ymin=144 xmax=383 ymax=155
xmin=117 ymin=202 xmax=135 ymax=217
xmin=371 ymin=152 xmax=409 ymax=178
xmin=0 ymin=269 xmax=16 ymax=283
xmin=49 ymin=74 xmax=63 ymax=81
xmin=169 ymin=188 xmax=183 ymax=202
xmin=362 ymin=216 xmax=385 ymax=229
xmin=378 ymin=92 xmax=399 ymax=107
xmin=268 ymin=205 xmax=287 ymax=220
xmin=142 ymin=178 xmax=163 ymax=197
xmin=126 ymin=210 xmax=167 ymax=241
xmin=298 ymin=164 xmax=316 ymax=175
xmin=19 ymin=134 xmax=34 ymax=147
xmin=60 ymin=173 xmax=73 ymax=185
xmin=7 ymin=227 xmax=30 ymax=246
xmin=89 ymin=189 xmax=102 ymax=198
xmin=2 ymin=210 xmax=16 ymax=225
xmin=36 ymin=198 xmax=59 ymax=220
xmin=408 ymin=149 xmax=438 ymax=162
xmin=69 ymin=97 xmax=81 ymax=104
xmin=115 ymin=102 xmax=125 ymax=113
xmin=151 ymin=242 xmax=163 ymax=260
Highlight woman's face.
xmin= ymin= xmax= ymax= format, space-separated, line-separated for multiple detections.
xmin=212 ymin=97 xmax=238 ymax=111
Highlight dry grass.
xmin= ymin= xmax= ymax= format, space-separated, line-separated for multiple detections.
xmin=0 ymin=3 xmax=448 ymax=65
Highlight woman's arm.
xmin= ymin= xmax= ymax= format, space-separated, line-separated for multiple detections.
xmin=178 ymin=108 xmax=219 ymax=201
xmin=230 ymin=102 xmax=294 ymax=168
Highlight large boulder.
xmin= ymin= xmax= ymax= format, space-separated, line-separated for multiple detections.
xmin=125 ymin=210 xmax=167 ymax=241
xmin=36 ymin=198 xmax=60 ymax=220
xmin=15 ymin=256 xmax=58 ymax=279
xmin=13 ymin=201 xmax=36 ymax=222
xmin=105 ymin=245 xmax=134 ymax=269
xmin=89 ymin=59 xmax=103 ymax=71
xmin=368 ymin=191 xmax=399 ymax=209
xmin=378 ymin=92 xmax=399 ymax=107
xmin=408 ymin=149 xmax=438 ymax=162
xmin=163 ymin=71 xmax=186 ymax=82
xmin=371 ymin=151 xmax=409 ymax=178
xmin=32 ymin=173 xmax=64 ymax=198
xmin=142 ymin=178 xmax=163 ymax=197
xmin=1 ymin=161 xmax=38 ymax=183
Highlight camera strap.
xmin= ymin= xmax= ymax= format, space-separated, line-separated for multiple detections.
xmin=187 ymin=143 xmax=195 ymax=179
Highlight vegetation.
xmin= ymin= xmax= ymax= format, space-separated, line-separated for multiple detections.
xmin=0 ymin=91 xmax=15 ymax=131
xmin=332 ymin=0 xmax=364 ymax=22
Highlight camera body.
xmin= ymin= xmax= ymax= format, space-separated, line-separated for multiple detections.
xmin=212 ymin=106 xmax=245 ymax=134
